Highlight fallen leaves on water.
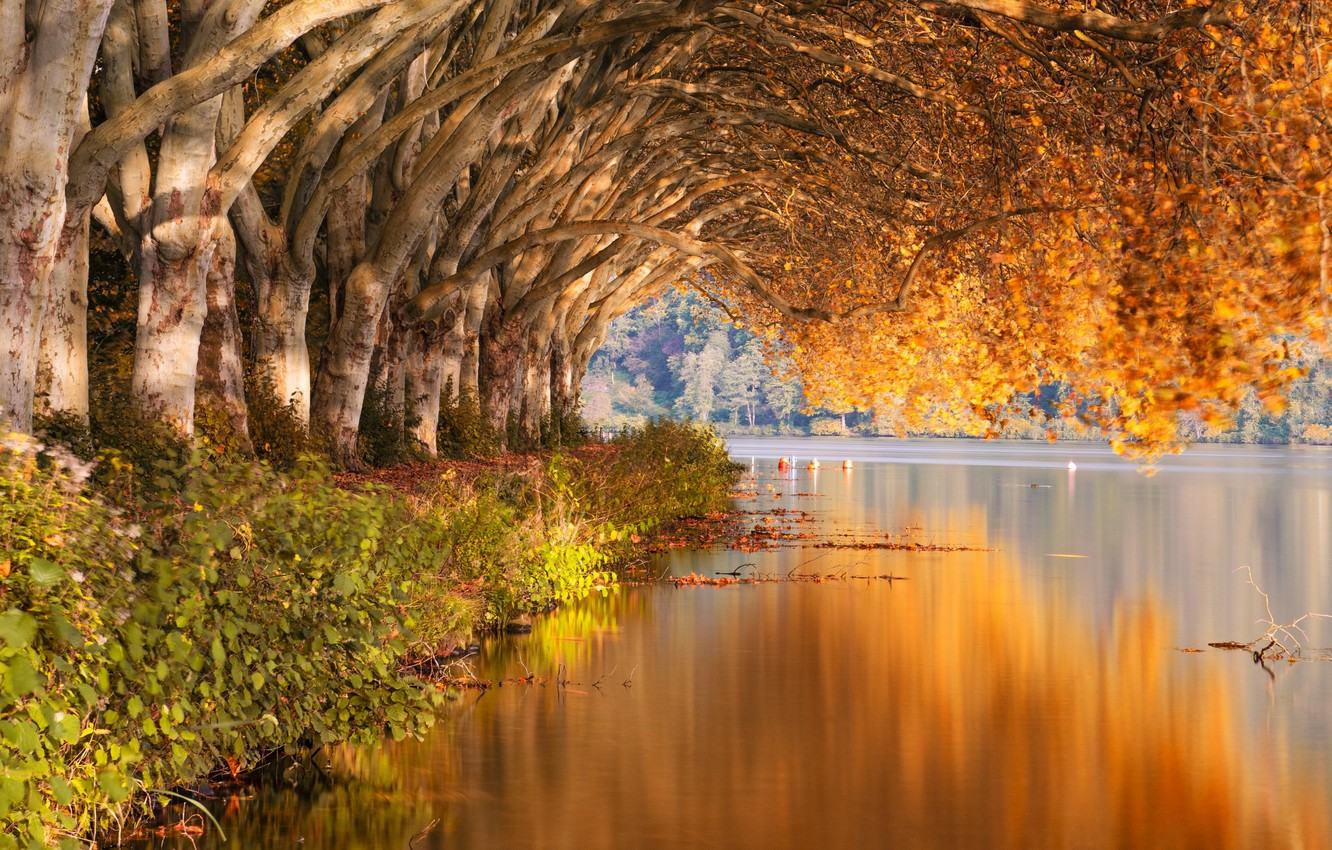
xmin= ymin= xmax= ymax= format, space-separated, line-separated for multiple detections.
xmin=812 ymin=537 xmax=993 ymax=552
xmin=668 ymin=571 xmax=908 ymax=588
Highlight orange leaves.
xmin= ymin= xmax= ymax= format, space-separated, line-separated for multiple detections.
xmin=685 ymin=0 xmax=1331 ymax=459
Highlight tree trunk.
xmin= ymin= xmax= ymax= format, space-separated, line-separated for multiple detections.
xmin=549 ymin=327 xmax=573 ymax=440
xmin=195 ymin=223 xmax=253 ymax=452
xmin=326 ymin=169 xmax=371 ymax=331
xmin=477 ymin=295 xmax=524 ymax=440
xmin=373 ymin=297 xmax=409 ymax=430
xmin=132 ymin=217 xmax=215 ymax=433
xmin=251 ymin=255 xmax=313 ymax=421
xmin=439 ymin=292 xmax=468 ymax=400
xmin=233 ymin=181 xmax=313 ymax=423
xmin=0 ymin=0 xmax=112 ymax=432
xmin=310 ymin=264 xmax=390 ymax=467
xmin=404 ymin=323 xmax=446 ymax=455
xmin=458 ymin=279 xmax=489 ymax=397
xmin=127 ymin=0 xmax=267 ymax=434
xmin=519 ymin=311 xmax=556 ymax=444
xmin=36 ymin=212 xmax=91 ymax=422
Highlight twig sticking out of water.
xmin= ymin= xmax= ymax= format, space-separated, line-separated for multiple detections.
xmin=1238 ymin=566 xmax=1332 ymax=661
xmin=592 ymin=666 xmax=617 ymax=689
xmin=716 ymin=562 xmax=757 ymax=576
xmin=409 ymin=818 xmax=439 ymax=850
xmin=623 ymin=666 xmax=638 ymax=688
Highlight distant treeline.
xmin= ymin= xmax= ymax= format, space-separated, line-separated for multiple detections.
xmin=585 ymin=293 xmax=1332 ymax=446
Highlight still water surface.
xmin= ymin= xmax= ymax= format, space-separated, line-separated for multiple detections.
xmin=179 ymin=439 xmax=1332 ymax=849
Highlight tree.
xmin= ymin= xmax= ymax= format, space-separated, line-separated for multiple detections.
xmin=0 ymin=0 xmax=1323 ymax=468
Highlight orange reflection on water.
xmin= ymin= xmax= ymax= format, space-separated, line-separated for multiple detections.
xmin=429 ymin=551 xmax=1331 ymax=849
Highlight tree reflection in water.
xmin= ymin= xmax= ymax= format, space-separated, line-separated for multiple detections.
xmin=137 ymin=550 xmax=1330 ymax=849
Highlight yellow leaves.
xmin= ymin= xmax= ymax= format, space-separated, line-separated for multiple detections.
xmin=1258 ymin=390 xmax=1288 ymax=415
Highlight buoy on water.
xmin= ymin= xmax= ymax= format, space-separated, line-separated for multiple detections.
xmin=1067 ymin=461 xmax=1077 ymax=471
xmin=842 ymin=459 xmax=854 ymax=469
xmin=807 ymin=459 xmax=820 ymax=470
xmin=777 ymin=456 xmax=789 ymax=469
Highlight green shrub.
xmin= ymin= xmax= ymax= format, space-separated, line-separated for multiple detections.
xmin=31 ymin=411 xmax=95 ymax=464
xmin=0 ymin=414 xmax=743 ymax=846
xmin=436 ymin=384 xmax=501 ymax=459
xmin=0 ymin=436 xmax=440 ymax=848
xmin=243 ymin=367 xmax=312 ymax=470
xmin=571 ymin=420 xmax=743 ymax=529
xmin=357 ymin=377 xmax=427 ymax=469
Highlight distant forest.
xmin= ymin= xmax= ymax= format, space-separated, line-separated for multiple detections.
xmin=584 ymin=292 xmax=1332 ymax=446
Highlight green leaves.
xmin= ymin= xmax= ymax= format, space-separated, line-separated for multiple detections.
xmin=25 ymin=559 xmax=65 ymax=587
xmin=0 ymin=416 xmax=738 ymax=844
xmin=1 ymin=445 xmax=442 ymax=843
xmin=0 ymin=611 xmax=37 ymax=649
xmin=3 ymin=657 xmax=43 ymax=697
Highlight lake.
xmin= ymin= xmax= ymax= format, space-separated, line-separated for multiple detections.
xmin=157 ymin=438 xmax=1332 ymax=849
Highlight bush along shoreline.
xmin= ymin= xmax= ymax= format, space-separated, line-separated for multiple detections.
xmin=0 ymin=421 xmax=742 ymax=849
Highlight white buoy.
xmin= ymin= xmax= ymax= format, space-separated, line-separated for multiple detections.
xmin=1067 ymin=461 xmax=1077 ymax=471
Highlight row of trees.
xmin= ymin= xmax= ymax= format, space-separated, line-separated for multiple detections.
xmin=1 ymin=0 xmax=1326 ymax=465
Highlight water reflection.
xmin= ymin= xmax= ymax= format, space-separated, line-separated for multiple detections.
xmin=142 ymin=445 xmax=1332 ymax=849
xmin=424 ymin=558 xmax=1329 ymax=849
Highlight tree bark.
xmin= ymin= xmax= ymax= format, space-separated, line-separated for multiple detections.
xmin=404 ymin=322 xmax=447 ymax=455
xmin=35 ymin=211 xmax=91 ymax=423
xmin=311 ymin=66 xmax=546 ymax=464
xmin=253 ymin=258 xmax=314 ymax=420
xmin=195 ymin=223 xmax=253 ymax=452
xmin=0 ymin=0 xmax=113 ymax=431
xmin=309 ymin=263 xmax=388 ymax=466
xmin=477 ymin=293 xmax=525 ymax=441
xmin=129 ymin=0 xmax=268 ymax=433
xmin=459 ymin=280 xmax=489 ymax=397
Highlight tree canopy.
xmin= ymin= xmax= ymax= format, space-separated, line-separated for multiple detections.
xmin=0 ymin=0 xmax=1326 ymax=463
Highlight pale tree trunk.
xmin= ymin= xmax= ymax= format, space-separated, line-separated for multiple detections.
xmin=518 ymin=308 xmax=557 ymax=444
xmin=439 ymin=291 xmax=468 ymax=399
xmin=132 ymin=213 xmax=214 ymax=433
xmin=311 ymin=61 xmax=553 ymax=465
xmin=374 ymin=225 xmax=437 ymax=448
xmin=36 ymin=97 xmax=97 ymax=424
xmin=548 ymin=324 xmax=575 ymax=439
xmin=404 ymin=322 xmax=447 ymax=454
xmin=458 ymin=280 xmax=489 ymax=397
xmin=195 ymin=222 xmax=253 ymax=452
xmin=253 ymin=258 xmax=313 ymax=419
xmin=36 ymin=211 xmax=91 ymax=422
xmin=232 ymin=172 xmax=313 ymax=422
xmin=130 ymin=0 xmax=267 ymax=433
xmin=326 ymin=181 xmax=364 ymax=331
xmin=374 ymin=297 xmax=409 ymax=420
xmin=0 ymin=0 xmax=113 ymax=431
xmin=310 ymin=263 xmax=389 ymax=466
xmin=477 ymin=292 xmax=525 ymax=440
xmin=325 ymin=121 xmax=378 ymax=331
